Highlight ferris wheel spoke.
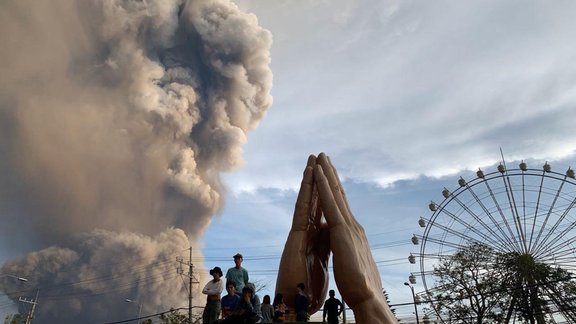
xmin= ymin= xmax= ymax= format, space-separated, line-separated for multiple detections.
xmin=483 ymin=178 xmax=524 ymax=252
xmin=528 ymin=170 xmax=547 ymax=252
xmin=537 ymin=247 xmax=576 ymax=262
xmin=521 ymin=172 xmax=528 ymax=256
xmin=426 ymin=220 xmax=489 ymax=249
xmin=532 ymin=194 xmax=576 ymax=258
xmin=502 ymin=173 xmax=528 ymax=252
xmin=542 ymin=285 xmax=576 ymax=323
xmin=533 ymin=232 xmax=576 ymax=258
xmin=531 ymin=175 xmax=568 ymax=255
xmin=419 ymin=253 xmax=447 ymax=261
xmin=535 ymin=235 xmax=576 ymax=265
xmin=444 ymin=193 xmax=512 ymax=252
xmin=415 ymin=163 xmax=576 ymax=323
xmin=462 ymin=182 xmax=520 ymax=250
xmin=421 ymin=234 xmax=470 ymax=251
xmin=532 ymin=210 xmax=576 ymax=260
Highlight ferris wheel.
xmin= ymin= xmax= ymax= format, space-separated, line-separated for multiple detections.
xmin=410 ymin=159 xmax=576 ymax=323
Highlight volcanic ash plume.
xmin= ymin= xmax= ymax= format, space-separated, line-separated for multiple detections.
xmin=1 ymin=229 xmax=192 ymax=322
xmin=0 ymin=0 xmax=272 ymax=322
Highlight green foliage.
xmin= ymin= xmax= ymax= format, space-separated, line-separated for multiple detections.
xmin=157 ymin=308 xmax=202 ymax=324
xmin=3 ymin=314 xmax=24 ymax=324
xmin=431 ymin=243 xmax=576 ymax=323
xmin=497 ymin=252 xmax=576 ymax=324
xmin=383 ymin=289 xmax=399 ymax=319
xmin=158 ymin=308 xmax=189 ymax=324
xmin=432 ymin=243 xmax=506 ymax=323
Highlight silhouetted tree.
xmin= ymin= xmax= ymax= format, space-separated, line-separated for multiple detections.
xmin=383 ymin=289 xmax=399 ymax=320
xmin=431 ymin=243 xmax=576 ymax=323
xmin=431 ymin=243 xmax=507 ymax=323
xmin=3 ymin=314 xmax=24 ymax=324
xmin=159 ymin=308 xmax=186 ymax=323
xmin=497 ymin=252 xmax=576 ymax=324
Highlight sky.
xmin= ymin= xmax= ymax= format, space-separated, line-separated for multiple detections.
xmin=2 ymin=0 xmax=576 ymax=323
xmin=202 ymin=0 xmax=576 ymax=321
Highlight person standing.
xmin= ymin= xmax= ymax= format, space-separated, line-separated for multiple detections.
xmin=261 ymin=295 xmax=274 ymax=323
xmin=322 ymin=290 xmax=343 ymax=324
xmin=221 ymin=281 xmax=240 ymax=319
xmin=226 ymin=253 xmax=249 ymax=294
xmin=272 ymin=293 xmax=287 ymax=322
xmin=294 ymin=283 xmax=309 ymax=322
xmin=202 ymin=266 xmax=224 ymax=324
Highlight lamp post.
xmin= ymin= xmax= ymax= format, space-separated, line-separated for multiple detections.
xmin=404 ymin=282 xmax=420 ymax=324
xmin=0 ymin=274 xmax=28 ymax=282
xmin=125 ymin=299 xmax=142 ymax=324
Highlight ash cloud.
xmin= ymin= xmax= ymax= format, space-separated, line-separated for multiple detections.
xmin=2 ymin=229 xmax=192 ymax=323
xmin=0 ymin=0 xmax=272 ymax=322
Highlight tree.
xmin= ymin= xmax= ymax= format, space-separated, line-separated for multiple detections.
xmin=431 ymin=243 xmax=576 ymax=323
xmin=497 ymin=252 xmax=576 ymax=324
xmin=3 ymin=314 xmax=24 ymax=324
xmin=158 ymin=308 xmax=186 ymax=324
xmin=383 ymin=289 xmax=399 ymax=321
xmin=250 ymin=278 xmax=270 ymax=294
xmin=431 ymin=243 xmax=507 ymax=323
xmin=158 ymin=308 xmax=202 ymax=324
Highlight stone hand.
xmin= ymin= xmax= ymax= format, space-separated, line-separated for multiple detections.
xmin=277 ymin=153 xmax=398 ymax=323
xmin=276 ymin=155 xmax=331 ymax=313
xmin=314 ymin=153 xmax=398 ymax=323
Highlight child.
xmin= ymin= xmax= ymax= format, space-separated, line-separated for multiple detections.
xmin=221 ymin=281 xmax=240 ymax=319
xmin=272 ymin=293 xmax=288 ymax=322
xmin=261 ymin=295 xmax=274 ymax=323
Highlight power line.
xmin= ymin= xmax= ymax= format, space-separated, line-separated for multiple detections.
xmin=102 ymin=307 xmax=188 ymax=324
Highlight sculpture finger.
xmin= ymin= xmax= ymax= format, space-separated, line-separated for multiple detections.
xmin=307 ymin=154 xmax=316 ymax=169
xmin=327 ymin=155 xmax=354 ymax=218
xmin=316 ymin=153 xmax=352 ymax=226
xmin=292 ymin=164 xmax=315 ymax=231
xmin=314 ymin=164 xmax=345 ymax=228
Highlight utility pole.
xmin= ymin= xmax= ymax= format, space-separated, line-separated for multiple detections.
xmin=188 ymin=247 xmax=192 ymax=323
xmin=177 ymin=247 xmax=199 ymax=324
xmin=19 ymin=289 xmax=39 ymax=324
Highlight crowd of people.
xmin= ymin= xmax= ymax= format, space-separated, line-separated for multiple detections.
xmin=201 ymin=253 xmax=344 ymax=324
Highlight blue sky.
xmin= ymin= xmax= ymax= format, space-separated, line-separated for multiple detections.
xmin=2 ymin=0 xmax=576 ymax=322
xmin=201 ymin=0 xmax=576 ymax=321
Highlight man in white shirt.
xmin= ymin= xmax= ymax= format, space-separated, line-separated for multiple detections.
xmin=202 ymin=266 xmax=224 ymax=324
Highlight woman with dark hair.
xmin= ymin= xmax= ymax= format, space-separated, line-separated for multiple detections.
xmin=261 ymin=295 xmax=274 ymax=323
xmin=272 ymin=293 xmax=287 ymax=322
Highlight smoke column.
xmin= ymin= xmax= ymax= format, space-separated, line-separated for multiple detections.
xmin=0 ymin=0 xmax=272 ymax=322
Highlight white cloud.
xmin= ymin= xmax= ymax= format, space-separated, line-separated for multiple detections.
xmin=2 ymin=0 xmax=575 ymax=320
xmin=228 ymin=0 xmax=576 ymax=193
xmin=207 ymin=3 xmax=576 ymax=313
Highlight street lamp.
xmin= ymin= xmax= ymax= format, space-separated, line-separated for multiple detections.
xmin=404 ymin=282 xmax=420 ymax=324
xmin=1 ymin=275 xmax=37 ymax=324
xmin=0 ymin=274 xmax=28 ymax=282
xmin=125 ymin=298 xmax=142 ymax=324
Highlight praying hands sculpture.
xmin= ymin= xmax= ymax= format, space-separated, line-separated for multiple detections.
xmin=276 ymin=153 xmax=398 ymax=323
